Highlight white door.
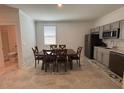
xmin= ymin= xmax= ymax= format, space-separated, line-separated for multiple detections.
xmin=0 ymin=29 xmax=4 ymax=67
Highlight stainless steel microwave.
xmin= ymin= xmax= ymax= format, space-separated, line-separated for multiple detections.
xmin=102 ymin=29 xmax=120 ymax=39
xmin=102 ymin=31 xmax=112 ymax=39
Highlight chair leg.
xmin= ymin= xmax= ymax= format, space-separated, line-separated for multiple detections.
xmin=53 ymin=63 xmax=55 ymax=72
xmin=79 ymin=60 xmax=81 ymax=67
xmin=65 ymin=62 xmax=67 ymax=72
xmin=41 ymin=61 xmax=44 ymax=70
xmin=38 ymin=60 xmax=39 ymax=64
xmin=70 ymin=60 xmax=73 ymax=70
xmin=45 ymin=63 xmax=48 ymax=72
xmin=35 ymin=60 xmax=36 ymax=68
xmin=57 ymin=63 xmax=59 ymax=72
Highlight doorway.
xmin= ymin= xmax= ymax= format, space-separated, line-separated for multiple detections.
xmin=0 ymin=25 xmax=18 ymax=68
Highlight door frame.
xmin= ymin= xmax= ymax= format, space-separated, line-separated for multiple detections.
xmin=0 ymin=30 xmax=4 ymax=67
xmin=0 ymin=22 xmax=23 ymax=68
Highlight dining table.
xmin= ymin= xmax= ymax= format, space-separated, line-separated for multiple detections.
xmin=37 ymin=49 xmax=77 ymax=70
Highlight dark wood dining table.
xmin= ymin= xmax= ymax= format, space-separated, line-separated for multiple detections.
xmin=37 ymin=49 xmax=77 ymax=70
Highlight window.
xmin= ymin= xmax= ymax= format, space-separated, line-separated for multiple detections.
xmin=44 ymin=25 xmax=56 ymax=45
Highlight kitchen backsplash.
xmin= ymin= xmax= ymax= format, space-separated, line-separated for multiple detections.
xmin=103 ymin=39 xmax=124 ymax=50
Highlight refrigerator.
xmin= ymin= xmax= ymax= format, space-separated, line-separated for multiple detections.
xmin=84 ymin=34 xmax=105 ymax=59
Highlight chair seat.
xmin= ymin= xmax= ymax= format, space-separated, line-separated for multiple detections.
xmin=70 ymin=54 xmax=79 ymax=60
xmin=35 ymin=56 xmax=44 ymax=60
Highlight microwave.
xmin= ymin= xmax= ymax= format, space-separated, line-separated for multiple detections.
xmin=103 ymin=31 xmax=112 ymax=39
xmin=103 ymin=29 xmax=120 ymax=39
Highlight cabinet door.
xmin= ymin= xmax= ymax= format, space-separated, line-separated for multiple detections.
xmin=99 ymin=26 xmax=103 ymax=39
xmin=103 ymin=24 xmax=111 ymax=32
xmin=102 ymin=53 xmax=109 ymax=67
xmin=95 ymin=27 xmax=100 ymax=32
xmin=111 ymin=21 xmax=120 ymax=30
xmin=97 ymin=48 xmax=103 ymax=63
xmin=120 ymin=20 xmax=124 ymax=39
xmin=94 ymin=47 xmax=98 ymax=60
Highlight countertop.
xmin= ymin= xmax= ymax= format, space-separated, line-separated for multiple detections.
xmin=94 ymin=46 xmax=124 ymax=54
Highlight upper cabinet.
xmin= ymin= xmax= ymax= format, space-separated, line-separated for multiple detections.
xmin=110 ymin=21 xmax=120 ymax=30
xmin=103 ymin=24 xmax=111 ymax=32
xmin=90 ymin=27 xmax=100 ymax=34
xmin=91 ymin=20 xmax=124 ymax=39
xmin=95 ymin=27 xmax=100 ymax=32
xmin=99 ymin=26 xmax=103 ymax=39
xmin=120 ymin=20 xmax=124 ymax=39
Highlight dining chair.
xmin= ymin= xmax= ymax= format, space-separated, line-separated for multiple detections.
xmin=32 ymin=48 xmax=43 ymax=68
xmin=56 ymin=49 xmax=67 ymax=72
xmin=43 ymin=50 xmax=57 ymax=72
xmin=69 ymin=47 xmax=82 ymax=68
xmin=59 ymin=44 xmax=66 ymax=50
xmin=50 ymin=44 xmax=57 ymax=50
xmin=35 ymin=46 xmax=39 ymax=53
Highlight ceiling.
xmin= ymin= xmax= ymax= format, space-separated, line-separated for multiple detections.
xmin=8 ymin=4 xmax=124 ymax=21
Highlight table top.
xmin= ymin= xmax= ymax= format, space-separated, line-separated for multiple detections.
xmin=37 ymin=49 xmax=76 ymax=56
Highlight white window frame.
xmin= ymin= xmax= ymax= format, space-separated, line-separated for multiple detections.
xmin=43 ymin=25 xmax=56 ymax=45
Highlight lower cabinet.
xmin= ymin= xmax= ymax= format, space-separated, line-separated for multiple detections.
xmin=94 ymin=47 xmax=110 ymax=67
xmin=109 ymin=51 xmax=124 ymax=78
xmin=102 ymin=50 xmax=110 ymax=67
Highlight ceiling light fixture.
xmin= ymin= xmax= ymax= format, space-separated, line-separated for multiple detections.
xmin=58 ymin=3 xmax=63 ymax=8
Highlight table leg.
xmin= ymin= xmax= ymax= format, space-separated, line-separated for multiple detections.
xmin=69 ymin=60 xmax=73 ymax=70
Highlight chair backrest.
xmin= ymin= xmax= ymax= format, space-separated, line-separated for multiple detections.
xmin=59 ymin=45 xmax=66 ymax=50
xmin=57 ymin=49 xmax=67 ymax=59
xmin=50 ymin=44 xmax=57 ymax=50
xmin=43 ymin=50 xmax=56 ymax=62
xmin=35 ymin=46 xmax=39 ymax=53
xmin=77 ymin=47 xmax=82 ymax=57
xmin=32 ymin=48 xmax=37 ymax=59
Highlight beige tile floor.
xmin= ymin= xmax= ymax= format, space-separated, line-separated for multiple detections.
xmin=0 ymin=57 xmax=121 ymax=89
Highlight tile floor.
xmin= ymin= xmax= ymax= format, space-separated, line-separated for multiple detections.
xmin=0 ymin=57 xmax=121 ymax=89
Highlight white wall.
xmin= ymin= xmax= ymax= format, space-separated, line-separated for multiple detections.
xmin=94 ymin=6 xmax=124 ymax=27
xmin=35 ymin=21 xmax=92 ymax=56
xmin=19 ymin=10 xmax=36 ymax=68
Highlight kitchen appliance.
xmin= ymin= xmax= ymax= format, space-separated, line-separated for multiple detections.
xmin=84 ymin=34 xmax=106 ymax=59
xmin=102 ymin=31 xmax=112 ymax=39
xmin=102 ymin=29 xmax=120 ymax=39
xmin=109 ymin=51 xmax=124 ymax=78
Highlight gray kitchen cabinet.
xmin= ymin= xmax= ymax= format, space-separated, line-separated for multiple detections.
xmin=102 ymin=50 xmax=110 ymax=67
xmin=103 ymin=24 xmax=111 ymax=32
xmin=95 ymin=27 xmax=100 ymax=32
xmin=120 ymin=20 xmax=124 ymax=39
xmin=99 ymin=26 xmax=103 ymax=39
xmin=111 ymin=21 xmax=120 ymax=30
xmin=94 ymin=47 xmax=98 ymax=60
xmin=94 ymin=47 xmax=110 ymax=67
xmin=97 ymin=48 xmax=103 ymax=63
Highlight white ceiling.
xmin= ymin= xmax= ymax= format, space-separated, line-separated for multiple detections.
xmin=8 ymin=4 xmax=124 ymax=21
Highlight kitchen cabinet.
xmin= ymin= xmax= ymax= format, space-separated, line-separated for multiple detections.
xmin=111 ymin=21 xmax=120 ymax=30
xmin=109 ymin=51 xmax=124 ymax=77
xmin=91 ymin=27 xmax=99 ymax=34
xmin=120 ymin=20 xmax=124 ymax=39
xmin=94 ymin=47 xmax=98 ymax=60
xmin=95 ymin=27 xmax=100 ymax=32
xmin=103 ymin=24 xmax=111 ymax=32
xmin=102 ymin=49 xmax=110 ymax=67
xmin=94 ymin=47 xmax=110 ymax=67
xmin=97 ymin=47 xmax=103 ymax=63
xmin=99 ymin=26 xmax=103 ymax=39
